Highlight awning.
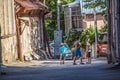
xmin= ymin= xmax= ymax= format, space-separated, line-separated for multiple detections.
xmin=15 ymin=0 xmax=48 ymax=14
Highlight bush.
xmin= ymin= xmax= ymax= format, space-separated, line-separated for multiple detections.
xmin=80 ymin=26 xmax=95 ymax=49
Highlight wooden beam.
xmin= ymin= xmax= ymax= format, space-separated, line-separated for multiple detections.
xmin=15 ymin=15 xmax=23 ymax=61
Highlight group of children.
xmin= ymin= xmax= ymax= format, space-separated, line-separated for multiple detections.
xmin=59 ymin=36 xmax=92 ymax=65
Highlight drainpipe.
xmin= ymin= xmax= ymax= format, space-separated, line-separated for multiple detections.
xmin=107 ymin=0 xmax=112 ymax=64
xmin=15 ymin=15 xmax=23 ymax=61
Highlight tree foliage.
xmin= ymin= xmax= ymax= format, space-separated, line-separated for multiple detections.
xmin=45 ymin=0 xmax=74 ymax=41
xmin=80 ymin=26 xmax=95 ymax=49
xmin=83 ymin=0 xmax=107 ymax=10
xmin=80 ymin=24 xmax=107 ymax=49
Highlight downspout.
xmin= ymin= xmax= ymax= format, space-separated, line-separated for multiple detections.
xmin=107 ymin=0 xmax=112 ymax=64
xmin=15 ymin=14 xmax=23 ymax=61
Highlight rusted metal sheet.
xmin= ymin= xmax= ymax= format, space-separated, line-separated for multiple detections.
xmin=0 ymin=0 xmax=17 ymax=63
xmin=15 ymin=0 xmax=40 ymax=8
xmin=15 ymin=0 xmax=48 ymax=14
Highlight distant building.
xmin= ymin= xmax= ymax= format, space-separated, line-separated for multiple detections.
xmin=62 ymin=0 xmax=83 ymax=34
xmin=62 ymin=0 xmax=106 ymax=34
xmin=83 ymin=13 xmax=105 ymax=30
xmin=80 ymin=0 xmax=106 ymax=30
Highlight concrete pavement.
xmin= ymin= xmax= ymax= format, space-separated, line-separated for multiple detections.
xmin=0 ymin=57 xmax=120 ymax=80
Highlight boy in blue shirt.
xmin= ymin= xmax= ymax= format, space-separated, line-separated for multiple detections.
xmin=59 ymin=43 xmax=67 ymax=64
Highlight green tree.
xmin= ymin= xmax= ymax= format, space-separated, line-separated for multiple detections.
xmin=82 ymin=0 xmax=107 ymax=49
xmin=83 ymin=0 xmax=107 ymax=18
xmin=80 ymin=26 xmax=95 ymax=49
xmin=45 ymin=0 xmax=73 ymax=41
xmin=83 ymin=0 xmax=107 ymax=10
xmin=80 ymin=24 xmax=107 ymax=49
xmin=99 ymin=24 xmax=107 ymax=33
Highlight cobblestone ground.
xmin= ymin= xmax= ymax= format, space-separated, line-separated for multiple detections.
xmin=0 ymin=57 xmax=120 ymax=80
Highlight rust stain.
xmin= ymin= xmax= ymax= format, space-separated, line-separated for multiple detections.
xmin=15 ymin=0 xmax=48 ymax=14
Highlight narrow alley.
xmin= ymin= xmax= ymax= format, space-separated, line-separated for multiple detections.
xmin=0 ymin=1 xmax=120 ymax=80
xmin=1 ymin=57 xmax=120 ymax=80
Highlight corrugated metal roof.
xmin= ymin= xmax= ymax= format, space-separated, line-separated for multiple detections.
xmin=15 ymin=0 xmax=48 ymax=14
xmin=15 ymin=0 xmax=38 ymax=8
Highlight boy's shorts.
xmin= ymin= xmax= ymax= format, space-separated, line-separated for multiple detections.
xmin=74 ymin=48 xmax=82 ymax=57
xmin=60 ymin=54 xmax=66 ymax=60
xmin=87 ymin=52 xmax=91 ymax=57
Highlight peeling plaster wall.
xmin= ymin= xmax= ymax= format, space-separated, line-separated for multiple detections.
xmin=0 ymin=0 xmax=46 ymax=63
xmin=19 ymin=16 xmax=44 ymax=59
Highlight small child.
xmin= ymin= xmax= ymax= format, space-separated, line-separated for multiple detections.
xmin=59 ymin=43 xmax=67 ymax=64
xmin=86 ymin=38 xmax=92 ymax=64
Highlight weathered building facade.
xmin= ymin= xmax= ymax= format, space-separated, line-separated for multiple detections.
xmin=83 ymin=13 xmax=106 ymax=30
xmin=62 ymin=0 xmax=83 ymax=34
xmin=0 ymin=0 xmax=50 ymax=64
xmin=107 ymin=0 xmax=120 ymax=64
